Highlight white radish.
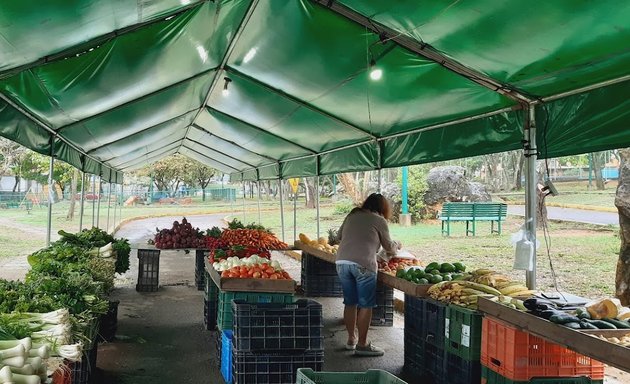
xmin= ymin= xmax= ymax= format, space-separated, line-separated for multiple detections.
xmin=0 ymin=356 xmax=25 ymax=368
xmin=27 ymin=346 xmax=48 ymax=359
xmin=0 ymin=339 xmax=30 ymax=352
xmin=0 ymin=346 xmax=25 ymax=361
xmin=23 ymin=358 xmax=40 ymax=372
xmin=8 ymin=365 xmax=33 ymax=375
xmin=11 ymin=373 xmax=39 ymax=384
xmin=0 ymin=366 xmax=12 ymax=382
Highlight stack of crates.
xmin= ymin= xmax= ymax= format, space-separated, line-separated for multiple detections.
xmin=203 ymin=271 xmax=219 ymax=331
xmin=371 ymin=282 xmax=394 ymax=327
xmin=229 ymin=299 xmax=324 ymax=384
xmin=444 ymin=304 xmax=484 ymax=384
xmin=136 ymin=249 xmax=160 ymax=292
xmin=194 ymin=249 xmax=206 ymax=291
xmin=403 ymin=297 xmax=447 ymax=384
xmin=301 ymin=252 xmax=343 ymax=297
xmin=481 ymin=317 xmax=605 ymax=384
xmin=296 ymin=368 xmax=408 ymax=384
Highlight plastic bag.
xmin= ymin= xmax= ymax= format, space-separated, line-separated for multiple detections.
xmin=511 ymin=220 xmax=539 ymax=271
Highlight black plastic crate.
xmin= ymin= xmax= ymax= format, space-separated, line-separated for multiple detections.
xmin=404 ymin=296 xmax=424 ymax=333
xmin=195 ymin=250 xmax=207 ymax=291
xmin=136 ymin=249 xmax=160 ymax=292
xmin=371 ymin=283 xmax=394 ymax=327
xmin=71 ymin=339 xmax=99 ymax=384
xmin=302 ymin=253 xmax=338 ymax=276
xmin=232 ymin=350 xmax=324 ymax=384
xmin=205 ymin=270 xmax=219 ymax=301
xmin=302 ymin=274 xmax=343 ymax=297
xmin=444 ymin=351 xmax=481 ymax=384
xmin=204 ymin=298 xmax=218 ymax=331
xmin=213 ymin=329 xmax=222 ymax=369
xmin=98 ymin=300 xmax=119 ymax=342
xmin=424 ymin=342 xmax=446 ymax=384
xmin=423 ymin=299 xmax=446 ymax=348
xmin=232 ymin=299 xmax=323 ymax=352
xmin=404 ymin=331 xmax=424 ymax=376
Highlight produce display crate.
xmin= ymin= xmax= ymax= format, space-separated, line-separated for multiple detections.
xmin=206 ymin=261 xmax=296 ymax=293
xmin=481 ymin=366 xmax=604 ymax=384
xmin=205 ymin=270 xmax=219 ymax=301
xmin=214 ymin=330 xmax=222 ymax=369
xmin=302 ymin=252 xmax=338 ymax=276
xmin=423 ymin=299 xmax=447 ymax=348
xmin=404 ymin=295 xmax=424 ymax=332
xmin=445 ymin=351 xmax=481 ymax=384
xmin=302 ymin=273 xmax=344 ymax=297
xmin=296 ymin=368 xmax=407 ymax=384
xmin=445 ymin=304 xmax=483 ymax=361
xmin=232 ymin=350 xmax=324 ymax=384
xmin=204 ymin=297 xmax=218 ymax=331
xmin=136 ymin=249 xmax=160 ymax=292
xmin=195 ymin=249 xmax=207 ymax=290
xmin=404 ymin=331 xmax=424 ymax=377
xmin=71 ymin=339 xmax=99 ymax=384
xmin=481 ymin=317 xmax=605 ymax=381
xmin=424 ymin=342 xmax=446 ymax=384
xmin=371 ymin=282 xmax=394 ymax=327
xmin=378 ymin=272 xmax=433 ymax=298
xmin=217 ymin=290 xmax=295 ymax=331
xmin=222 ymin=330 xmax=233 ymax=384
xmin=98 ymin=299 xmax=119 ymax=342
xmin=232 ymin=299 xmax=323 ymax=352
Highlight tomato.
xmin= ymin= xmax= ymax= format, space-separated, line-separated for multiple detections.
xmin=269 ymin=273 xmax=279 ymax=280
xmin=239 ymin=272 xmax=249 ymax=279
xmin=221 ymin=271 xmax=229 ymax=277
xmin=252 ymin=271 xmax=261 ymax=279
xmin=261 ymin=272 xmax=269 ymax=279
xmin=282 ymin=271 xmax=291 ymax=279
xmin=239 ymin=266 xmax=248 ymax=274
xmin=247 ymin=269 xmax=255 ymax=277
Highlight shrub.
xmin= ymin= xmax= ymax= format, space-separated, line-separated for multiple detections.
xmin=333 ymin=199 xmax=356 ymax=215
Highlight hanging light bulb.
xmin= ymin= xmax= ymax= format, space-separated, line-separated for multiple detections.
xmin=369 ymin=59 xmax=382 ymax=81
xmin=222 ymin=77 xmax=232 ymax=97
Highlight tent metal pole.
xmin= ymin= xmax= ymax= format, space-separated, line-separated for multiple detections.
xmin=46 ymin=155 xmax=54 ymax=247
xmin=293 ymin=188 xmax=297 ymax=244
xmin=525 ymin=105 xmax=538 ymax=290
xmin=257 ymin=181 xmax=262 ymax=225
xmin=316 ymin=176 xmax=320 ymax=239
xmin=119 ymin=182 xmax=124 ymax=230
xmin=112 ymin=184 xmax=117 ymax=232
xmin=91 ymin=175 xmax=96 ymax=228
xmin=96 ymin=178 xmax=102 ymax=229
xmin=377 ymin=169 xmax=382 ymax=192
xmin=279 ymin=179 xmax=285 ymax=243
xmin=106 ymin=182 xmax=112 ymax=232
xmin=79 ymin=172 xmax=86 ymax=231
xmin=242 ymin=183 xmax=246 ymax=223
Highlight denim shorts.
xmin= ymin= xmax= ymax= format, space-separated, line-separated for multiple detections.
xmin=336 ymin=263 xmax=377 ymax=308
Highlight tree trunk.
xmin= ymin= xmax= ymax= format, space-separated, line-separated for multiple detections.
xmin=12 ymin=176 xmax=20 ymax=193
xmin=337 ymin=173 xmax=363 ymax=205
xmin=615 ymin=148 xmax=630 ymax=305
xmin=303 ymin=178 xmax=316 ymax=209
xmin=536 ymin=186 xmax=548 ymax=229
xmin=592 ymin=153 xmax=606 ymax=190
xmin=67 ymin=169 xmax=78 ymax=220
xmin=201 ymin=189 xmax=206 ymax=201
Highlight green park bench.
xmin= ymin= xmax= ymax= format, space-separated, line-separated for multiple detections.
xmin=439 ymin=202 xmax=507 ymax=236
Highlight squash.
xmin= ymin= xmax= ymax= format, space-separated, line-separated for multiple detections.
xmin=617 ymin=307 xmax=630 ymax=321
xmin=317 ymin=237 xmax=328 ymax=246
xmin=298 ymin=233 xmax=311 ymax=244
xmin=586 ymin=298 xmax=621 ymax=320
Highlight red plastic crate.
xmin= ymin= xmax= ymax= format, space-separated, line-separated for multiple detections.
xmin=481 ymin=317 xmax=604 ymax=381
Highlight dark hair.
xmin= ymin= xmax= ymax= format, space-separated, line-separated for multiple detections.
xmin=361 ymin=193 xmax=391 ymax=220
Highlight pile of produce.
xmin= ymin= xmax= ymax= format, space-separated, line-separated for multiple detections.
xmin=221 ymin=228 xmax=287 ymax=249
xmin=298 ymin=233 xmax=338 ymax=254
xmin=378 ymin=258 xmax=422 ymax=275
xmin=0 ymin=227 xmax=131 ymax=382
xmin=396 ymin=262 xmax=467 ymax=284
xmin=216 ymin=256 xmax=291 ymax=280
xmin=209 ymin=246 xmax=270 ymax=263
xmin=526 ymin=297 xmax=630 ymax=330
xmin=591 ymin=333 xmax=630 ymax=347
xmin=152 ymin=218 xmax=205 ymax=249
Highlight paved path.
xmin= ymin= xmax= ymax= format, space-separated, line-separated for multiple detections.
xmin=508 ymin=205 xmax=619 ymax=226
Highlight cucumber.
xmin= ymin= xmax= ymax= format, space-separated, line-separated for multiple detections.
xmin=583 ymin=319 xmax=617 ymax=329
xmin=575 ymin=308 xmax=591 ymax=320
xmin=549 ymin=313 xmax=580 ymax=324
xmin=579 ymin=320 xmax=598 ymax=330
xmin=562 ymin=322 xmax=581 ymax=330
xmin=601 ymin=318 xmax=630 ymax=329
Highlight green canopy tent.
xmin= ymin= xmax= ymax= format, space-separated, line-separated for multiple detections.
xmin=1 ymin=0 xmax=629 ymax=286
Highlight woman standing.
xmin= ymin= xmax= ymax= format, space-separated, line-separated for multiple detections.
xmin=335 ymin=193 xmax=400 ymax=356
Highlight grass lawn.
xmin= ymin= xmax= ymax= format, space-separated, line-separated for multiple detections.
xmin=0 ymin=197 xmax=621 ymax=299
xmin=494 ymin=180 xmax=617 ymax=209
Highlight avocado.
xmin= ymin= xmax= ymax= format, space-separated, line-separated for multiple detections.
xmin=453 ymin=262 xmax=466 ymax=272
xmin=425 ymin=262 xmax=440 ymax=272
xmin=451 ymin=273 xmax=464 ymax=280
xmin=429 ymin=274 xmax=443 ymax=284
xmin=396 ymin=269 xmax=406 ymax=278
xmin=428 ymin=269 xmax=441 ymax=276
xmin=440 ymin=263 xmax=456 ymax=273
xmin=413 ymin=269 xmax=426 ymax=278
xmin=418 ymin=278 xmax=429 ymax=285
xmin=442 ymin=274 xmax=452 ymax=281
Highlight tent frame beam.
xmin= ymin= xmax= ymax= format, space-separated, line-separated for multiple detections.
xmin=311 ymin=0 xmax=532 ymax=104
xmin=537 ymin=74 xmax=630 ymax=104
xmin=183 ymin=137 xmax=257 ymax=169
xmin=180 ymin=145 xmax=240 ymax=172
xmin=226 ymin=67 xmax=376 ymax=140
xmin=191 ymin=124 xmax=278 ymax=163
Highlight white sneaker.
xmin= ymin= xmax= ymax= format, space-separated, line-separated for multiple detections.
xmin=354 ymin=342 xmax=384 ymax=356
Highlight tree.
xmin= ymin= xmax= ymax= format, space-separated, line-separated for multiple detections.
xmin=189 ymin=161 xmax=216 ymax=201
xmin=616 ymin=148 xmax=630 ymax=305
xmin=591 ymin=152 xmax=606 ymax=190
xmin=66 ymin=169 xmax=79 ymax=220
xmin=140 ymin=154 xmax=190 ymax=194
xmin=0 ymin=138 xmax=28 ymax=192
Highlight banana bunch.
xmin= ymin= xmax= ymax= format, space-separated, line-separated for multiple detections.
xmin=469 ymin=269 xmax=535 ymax=298
xmin=427 ymin=280 xmax=502 ymax=310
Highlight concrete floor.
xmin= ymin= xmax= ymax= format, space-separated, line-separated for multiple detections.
xmin=93 ymin=214 xmax=410 ymax=384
